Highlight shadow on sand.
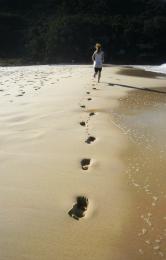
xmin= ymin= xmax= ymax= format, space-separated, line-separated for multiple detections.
xmin=116 ymin=67 xmax=166 ymax=79
xmin=108 ymin=83 xmax=166 ymax=94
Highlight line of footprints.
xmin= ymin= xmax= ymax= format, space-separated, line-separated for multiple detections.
xmin=68 ymin=83 xmax=98 ymax=220
xmin=80 ymin=89 xmax=96 ymax=169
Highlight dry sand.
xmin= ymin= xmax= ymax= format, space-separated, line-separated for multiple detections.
xmin=0 ymin=65 xmax=166 ymax=260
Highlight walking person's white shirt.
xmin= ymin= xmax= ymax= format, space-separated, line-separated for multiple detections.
xmin=92 ymin=51 xmax=104 ymax=68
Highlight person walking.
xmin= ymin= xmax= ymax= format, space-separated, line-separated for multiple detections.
xmin=92 ymin=43 xmax=104 ymax=83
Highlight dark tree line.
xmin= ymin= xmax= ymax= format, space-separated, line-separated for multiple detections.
xmin=0 ymin=0 xmax=166 ymax=64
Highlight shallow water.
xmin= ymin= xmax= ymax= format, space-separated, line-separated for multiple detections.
xmin=112 ymin=88 xmax=166 ymax=259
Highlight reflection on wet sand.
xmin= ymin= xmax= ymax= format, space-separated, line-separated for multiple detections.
xmin=112 ymin=87 xmax=166 ymax=259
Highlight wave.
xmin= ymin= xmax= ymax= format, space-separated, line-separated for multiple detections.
xmin=133 ymin=64 xmax=166 ymax=75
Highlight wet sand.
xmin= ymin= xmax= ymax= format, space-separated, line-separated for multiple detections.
xmin=112 ymin=78 xmax=166 ymax=259
xmin=0 ymin=65 xmax=166 ymax=260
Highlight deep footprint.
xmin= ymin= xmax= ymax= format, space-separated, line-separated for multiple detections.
xmin=89 ymin=112 xmax=95 ymax=116
xmin=80 ymin=121 xmax=86 ymax=126
xmin=68 ymin=196 xmax=89 ymax=220
xmin=81 ymin=158 xmax=91 ymax=170
xmin=87 ymin=98 xmax=92 ymax=101
xmin=85 ymin=136 xmax=96 ymax=144
xmin=80 ymin=105 xmax=86 ymax=108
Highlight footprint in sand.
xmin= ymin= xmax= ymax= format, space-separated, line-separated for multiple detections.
xmin=89 ymin=112 xmax=95 ymax=117
xmin=87 ymin=98 xmax=92 ymax=101
xmin=85 ymin=136 xmax=96 ymax=144
xmin=80 ymin=105 xmax=86 ymax=108
xmin=80 ymin=121 xmax=86 ymax=126
xmin=0 ymin=89 xmax=4 ymax=92
xmin=92 ymin=87 xmax=97 ymax=90
xmin=68 ymin=196 xmax=89 ymax=220
xmin=81 ymin=158 xmax=91 ymax=170
xmin=86 ymin=92 xmax=90 ymax=94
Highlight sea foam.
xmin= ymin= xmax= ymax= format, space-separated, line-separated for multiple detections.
xmin=133 ymin=64 xmax=166 ymax=75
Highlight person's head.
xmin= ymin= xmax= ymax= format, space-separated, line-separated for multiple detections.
xmin=95 ymin=43 xmax=101 ymax=52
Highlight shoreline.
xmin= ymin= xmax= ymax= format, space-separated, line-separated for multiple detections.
xmin=1 ymin=62 xmax=166 ymax=75
xmin=110 ymin=67 xmax=166 ymax=259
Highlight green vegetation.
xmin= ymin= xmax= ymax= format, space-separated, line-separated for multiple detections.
xmin=0 ymin=0 xmax=166 ymax=64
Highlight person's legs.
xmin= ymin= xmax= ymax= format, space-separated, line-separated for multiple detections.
xmin=98 ymin=68 xmax=102 ymax=82
xmin=94 ymin=71 xmax=97 ymax=78
xmin=98 ymin=71 xmax=101 ymax=82
xmin=94 ymin=68 xmax=98 ymax=78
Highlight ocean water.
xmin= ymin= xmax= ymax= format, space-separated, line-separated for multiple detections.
xmin=133 ymin=64 xmax=166 ymax=75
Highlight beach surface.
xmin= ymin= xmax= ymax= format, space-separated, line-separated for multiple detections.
xmin=0 ymin=65 xmax=166 ymax=260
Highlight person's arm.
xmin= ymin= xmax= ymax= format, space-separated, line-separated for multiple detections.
xmin=102 ymin=52 xmax=104 ymax=63
xmin=92 ymin=52 xmax=95 ymax=62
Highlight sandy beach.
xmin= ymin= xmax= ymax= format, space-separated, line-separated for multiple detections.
xmin=0 ymin=65 xmax=166 ymax=260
